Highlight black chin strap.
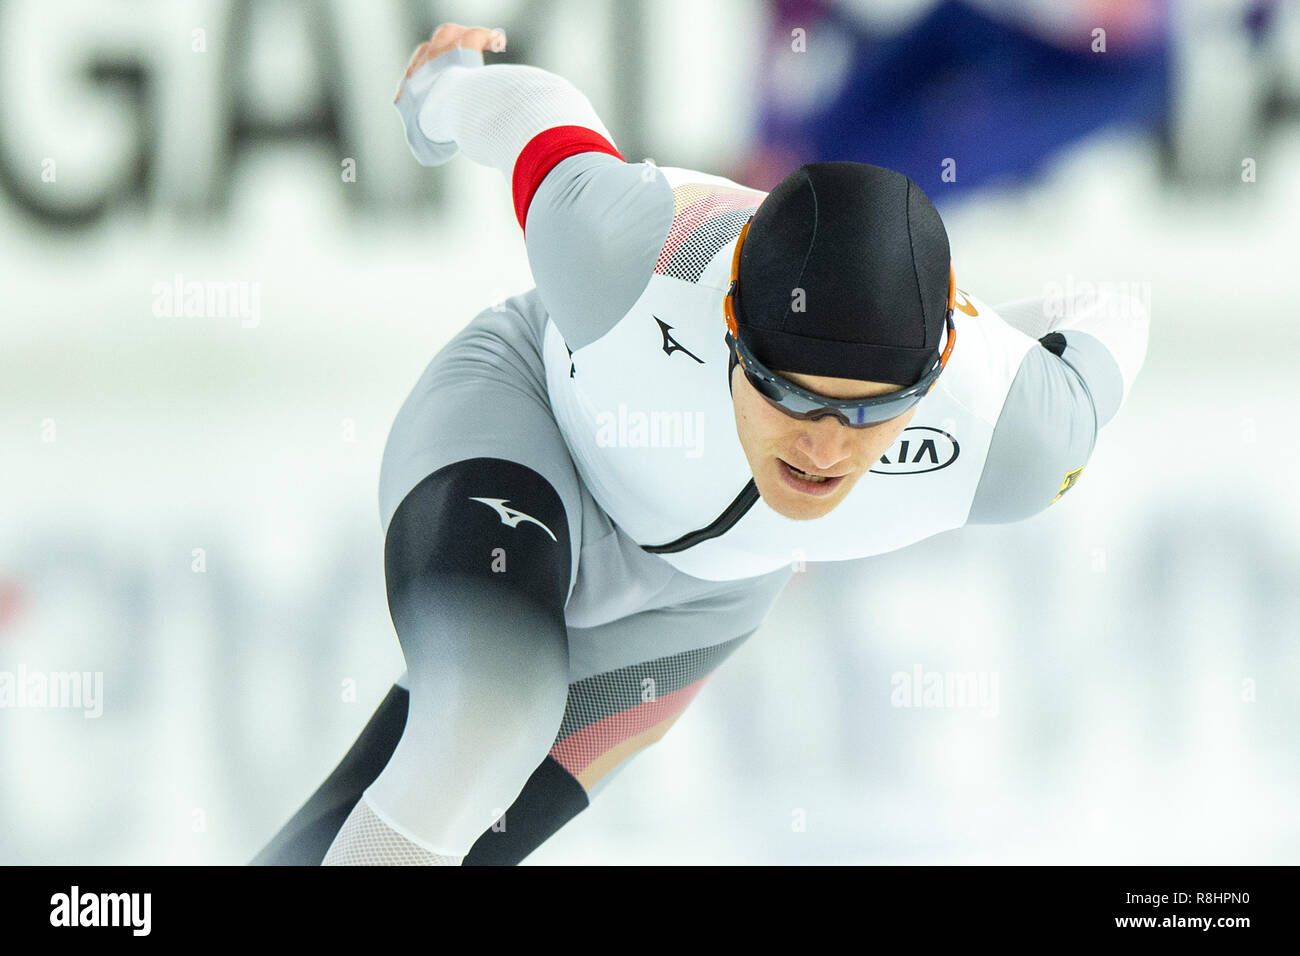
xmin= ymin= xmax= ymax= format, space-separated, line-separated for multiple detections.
xmin=726 ymin=332 xmax=738 ymax=396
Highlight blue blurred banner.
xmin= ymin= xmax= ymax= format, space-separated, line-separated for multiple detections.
xmin=745 ymin=0 xmax=1173 ymax=199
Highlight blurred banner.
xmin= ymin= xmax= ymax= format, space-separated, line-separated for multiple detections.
xmin=740 ymin=0 xmax=1172 ymax=196
xmin=1 ymin=0 xmax=1297 ymax=865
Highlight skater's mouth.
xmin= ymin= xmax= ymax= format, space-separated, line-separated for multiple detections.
xmin=777 ymin=458 xmax=847 ymax=496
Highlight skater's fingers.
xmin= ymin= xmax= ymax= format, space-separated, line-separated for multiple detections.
xmin=396 ymin=24 xmax=506 ymax=102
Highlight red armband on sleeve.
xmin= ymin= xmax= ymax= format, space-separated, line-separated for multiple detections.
xmin=511 ymin=125 xmax=624 ymax=231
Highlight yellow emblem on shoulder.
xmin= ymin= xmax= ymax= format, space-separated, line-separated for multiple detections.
xmin=953 ymin=288 xmax=978 ymax=316
xmin=1052 ymin=466 xmax=1084 ymax=504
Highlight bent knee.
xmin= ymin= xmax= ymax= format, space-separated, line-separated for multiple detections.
xmin=371 ymin=457 xmax=575 ymax=851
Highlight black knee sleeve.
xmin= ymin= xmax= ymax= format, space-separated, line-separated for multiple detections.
xmin=384 ymin=457 xmax=573 ymax=631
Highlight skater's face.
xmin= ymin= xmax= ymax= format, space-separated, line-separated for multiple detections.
xmin=730 ymin=364 xmax=917 ymax=521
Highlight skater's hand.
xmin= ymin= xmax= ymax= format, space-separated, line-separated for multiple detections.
xmin=395 ymin=23 xmax=506 ymax=103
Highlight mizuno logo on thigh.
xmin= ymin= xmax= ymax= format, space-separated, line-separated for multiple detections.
xmin=468 ymin=497 xmax=558 ymax=541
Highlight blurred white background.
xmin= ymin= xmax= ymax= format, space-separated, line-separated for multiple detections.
xmin=1 ymin=0 xmax=1296 ymax=864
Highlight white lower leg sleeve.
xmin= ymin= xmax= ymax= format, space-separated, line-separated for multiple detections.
xmin=322 ymin=793 xmax=464 ymax=866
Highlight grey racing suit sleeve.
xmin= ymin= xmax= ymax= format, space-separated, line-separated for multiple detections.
xmin=395 ymin=48 xmax=675 ymax=350
xmin=967 ymin=286 xmax=1150 ymax=523
xmin=524 ymin=153 xmax=674 ymax=350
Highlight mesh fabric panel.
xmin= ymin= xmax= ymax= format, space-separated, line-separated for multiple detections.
xmin=549 ymin=635 xmax=747 ymax=789
xmin=654 ymin=183 xmax=761 ymax=283
xmin=322 ymin=795 xmax=463 ymax=866
xmin=422 ymin=64 xmax=616 ymax=175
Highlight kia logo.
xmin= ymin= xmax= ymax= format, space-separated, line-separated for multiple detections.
xmin=870 ymin=426 xmax=960 ymax=475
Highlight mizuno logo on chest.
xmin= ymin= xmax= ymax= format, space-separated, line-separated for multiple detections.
xmin=654 ymin=316 xmax=704 ymax=363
